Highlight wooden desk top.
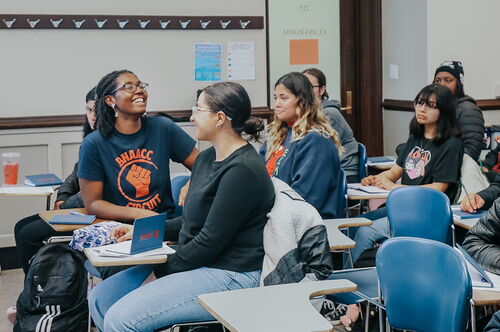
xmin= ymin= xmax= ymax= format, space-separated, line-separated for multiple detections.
xmin=473 ymin=288 xmax=500 ymax=306
xmin=454 ymin=218 xmax=478 ymax=230
xmin=198 ymin=279 xmax=357 ymax=332
xmin=84 ymin=245 xmax=168 ymax=267
xmin=40 ymin=208 xmax=108 ymax=232
xmin=0 ymin=185 xmax=54 ymax=196
xmin=324 ymin=218 xmax=372 ymax=250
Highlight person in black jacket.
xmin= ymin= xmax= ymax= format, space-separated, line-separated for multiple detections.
xmin=433 ymin=61 xmax=485 ymax=161
xmin=53 ymin=90 xmax=97 ymax=209
xmin=14 ymin=87 xmax=97 ymax=273
xmin=462 ymin=198 xmax=500 ymax=274
xmin=485 ymin=310 xmax=500 ymax=331
xmin=461 ymin=172 xmax=500 ymax=213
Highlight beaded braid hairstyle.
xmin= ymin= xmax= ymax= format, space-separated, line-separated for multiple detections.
xmin=265 ymin=72 xmax=343 ymax=159
xmin=94 ymin=69 xmax=134 ymax=138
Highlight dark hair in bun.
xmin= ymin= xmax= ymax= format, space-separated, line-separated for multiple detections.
xmin=202 ymin=81 xmax=264 ymax=141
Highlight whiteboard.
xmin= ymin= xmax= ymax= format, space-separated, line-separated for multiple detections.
xmin=267 ymin=0 xmax=340 ymax=105
xmin=0 ymin=0 xmax=267 ymax=118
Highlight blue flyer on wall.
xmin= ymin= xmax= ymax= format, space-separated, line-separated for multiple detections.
xmin=194 ymin=43 xmax=222 ymax=81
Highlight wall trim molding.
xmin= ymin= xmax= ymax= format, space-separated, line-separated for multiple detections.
xmin=383 ymin=98 xmax=500 ymax=112
xmin=0 ymin=107 xmax=273 ymax=130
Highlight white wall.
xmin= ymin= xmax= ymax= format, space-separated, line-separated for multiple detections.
xmin=382 ymin=0 xmax=500 ymax=154
xmin=382 ymin=0 xmax=427 ymax=154
xmin=0 ymin=0 xmax=267 ymax=117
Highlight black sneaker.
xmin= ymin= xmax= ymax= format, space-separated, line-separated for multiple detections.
xmin=320 ymin=299 xmax=348 ymax=326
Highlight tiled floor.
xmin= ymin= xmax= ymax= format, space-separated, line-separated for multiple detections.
xmin=0 ymin=268 xmax=23 ymax=331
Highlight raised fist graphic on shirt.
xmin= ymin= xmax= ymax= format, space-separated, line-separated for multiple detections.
xmin=126 ymin=164 xmax=151 ymax=198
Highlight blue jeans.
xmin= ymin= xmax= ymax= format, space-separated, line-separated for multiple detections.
xmin=89 ymin=265 xmax=261 ymax=332
xmin=342 ymin=208 xmax=388 ymax=268
xmin=350 ymin=216 xmax=390 ymax=265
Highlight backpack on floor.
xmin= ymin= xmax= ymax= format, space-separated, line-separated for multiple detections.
xmin=14 ymin=243 xmax=88 ymax=332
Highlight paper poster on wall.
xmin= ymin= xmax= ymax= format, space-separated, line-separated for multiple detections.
xmin=194 ymin=43 xmax=222 ymax=81
xmin=227 ymin=42 xmax=255 ymax=80
xmin=289 ymin=39 xmax=319 ymax=65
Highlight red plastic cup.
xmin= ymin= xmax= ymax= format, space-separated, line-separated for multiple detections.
xmin=2 ymin=152 xmax=20 ymax=186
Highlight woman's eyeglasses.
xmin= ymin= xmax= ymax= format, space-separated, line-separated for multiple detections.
xmin=191 ymin=106 xmax=232 ymax=120
xmin=110 ymin=82 xmax=149 ymax=94
xmin=414 ymin=98 xmax=438 ymax=111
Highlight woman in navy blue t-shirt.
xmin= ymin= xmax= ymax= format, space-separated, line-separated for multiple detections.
xmin=78 ymin=70 xmax=198 ymax=222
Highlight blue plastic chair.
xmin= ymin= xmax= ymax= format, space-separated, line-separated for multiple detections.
xmin=387 ymin=186 xmax=454 ymax=244
xmin=377 ymin=237 xmax=472 ymax=332
xmin=328 ymin=186 xmax=455 ymax=331
xmin=357 ymin=143 xmax=368 ymax=180
xmin=336 ymin=168 xmax=348 ymax=218
xmin=170 ymin=175 xmax=190 ymax=218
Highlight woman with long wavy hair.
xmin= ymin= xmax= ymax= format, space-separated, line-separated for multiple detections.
xmin=261 ymin=71 xmax=344 ymax=219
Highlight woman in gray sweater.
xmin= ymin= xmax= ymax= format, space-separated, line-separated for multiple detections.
xmin=303 ymin=68 xmax=360 ymax=182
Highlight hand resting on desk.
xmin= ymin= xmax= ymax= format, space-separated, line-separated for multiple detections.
xmin=361 ymin=175 xmax=397 ymax=191
xmin=111 ymin=224 xmax=133 ymax=242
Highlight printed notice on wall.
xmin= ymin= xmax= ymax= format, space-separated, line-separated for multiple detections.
xmin=194 ymin=43 xmax=222 ymax=81
xmin=227 ymin=42 xmax=255 ymax=81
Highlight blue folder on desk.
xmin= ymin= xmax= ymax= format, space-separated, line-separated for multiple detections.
xmin=453 ymin=209 xmax=487 ymax=220
xmin=106 ymin=213 xmax=167 ymax=255
xmin=49 ymin=214 xmax=96 ymax=225
xmin=367 ymin=156 xmax=395 ymax=163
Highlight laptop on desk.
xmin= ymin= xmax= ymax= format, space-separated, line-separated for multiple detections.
xmin=103 ymin=213 xmax=168 ymax=256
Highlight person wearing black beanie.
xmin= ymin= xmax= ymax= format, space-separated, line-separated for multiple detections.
xmin=434 ymin=60 xmax=485 ymax=161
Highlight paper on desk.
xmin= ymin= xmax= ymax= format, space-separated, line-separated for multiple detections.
xmin=348 ymin=184 xmax=390 ymax=194
xmin=0 ymin=186 xmax=54 ymax=195
xmin=91 ymin=242 xmax=175 ymax=258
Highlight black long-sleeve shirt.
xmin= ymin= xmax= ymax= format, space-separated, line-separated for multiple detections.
xmin=56 ymin=162 xmax=84 ymax=209
xmin=155 ymin=144 xmax=275 ymax=278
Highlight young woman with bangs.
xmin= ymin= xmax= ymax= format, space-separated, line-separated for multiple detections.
xmin=351 ymin=84 xmax=463 ymax=265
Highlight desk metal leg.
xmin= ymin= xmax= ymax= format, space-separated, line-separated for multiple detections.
xmin=46 ymin=195 xmax=51 ymax=210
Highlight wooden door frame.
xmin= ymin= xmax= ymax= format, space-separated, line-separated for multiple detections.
xmin=340 ymin=0 xmax=383 ymax=156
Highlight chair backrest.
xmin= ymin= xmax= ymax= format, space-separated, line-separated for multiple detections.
xmin=358 ymin=143 xmax=368 ymax=179
xmin=336 ymin=168 xmax=348 ymax=218
xmin=386 ymin=186 xmax=452 ymax=243
xmin=171 ymin=175 xmax=190 ymax=217
xmin=376 ymin=237 xmax=472 ymax=332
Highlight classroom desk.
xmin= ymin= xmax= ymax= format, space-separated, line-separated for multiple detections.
xmin=347 ymin=188 xmax=390 ymax=200
xmin=39 ymin=207 xmax=108 ymax=232
xmin=324 ymin=217 xmax=372 ymax=250
xmin=367 ymin=156 xmax=396 ymax=170
xmin=451 ymin=205 xmax=482 ymax=230
xmin=454 ymin=218 xmax=479 ymax=230
xmin=473 ymin=289 xmax=500 ymax=306
xmin=84 ymin=245 xmax=169 ymax=267
xmin=197 ymin=279 xmax=357 ymax=332
xmin=0 ymin=185 xmax=54 ymax=210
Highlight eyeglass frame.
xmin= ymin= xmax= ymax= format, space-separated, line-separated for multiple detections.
xmin=191 ymin=106 xmax=232 ymax=121
xmin=110 ymin=82 xmax=149 ymax=95
xmin=414 ymin=98 xmax=439 ymax=112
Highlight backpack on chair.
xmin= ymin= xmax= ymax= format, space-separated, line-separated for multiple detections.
xmin=14 ymin=243 xmax=88 ymax=332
